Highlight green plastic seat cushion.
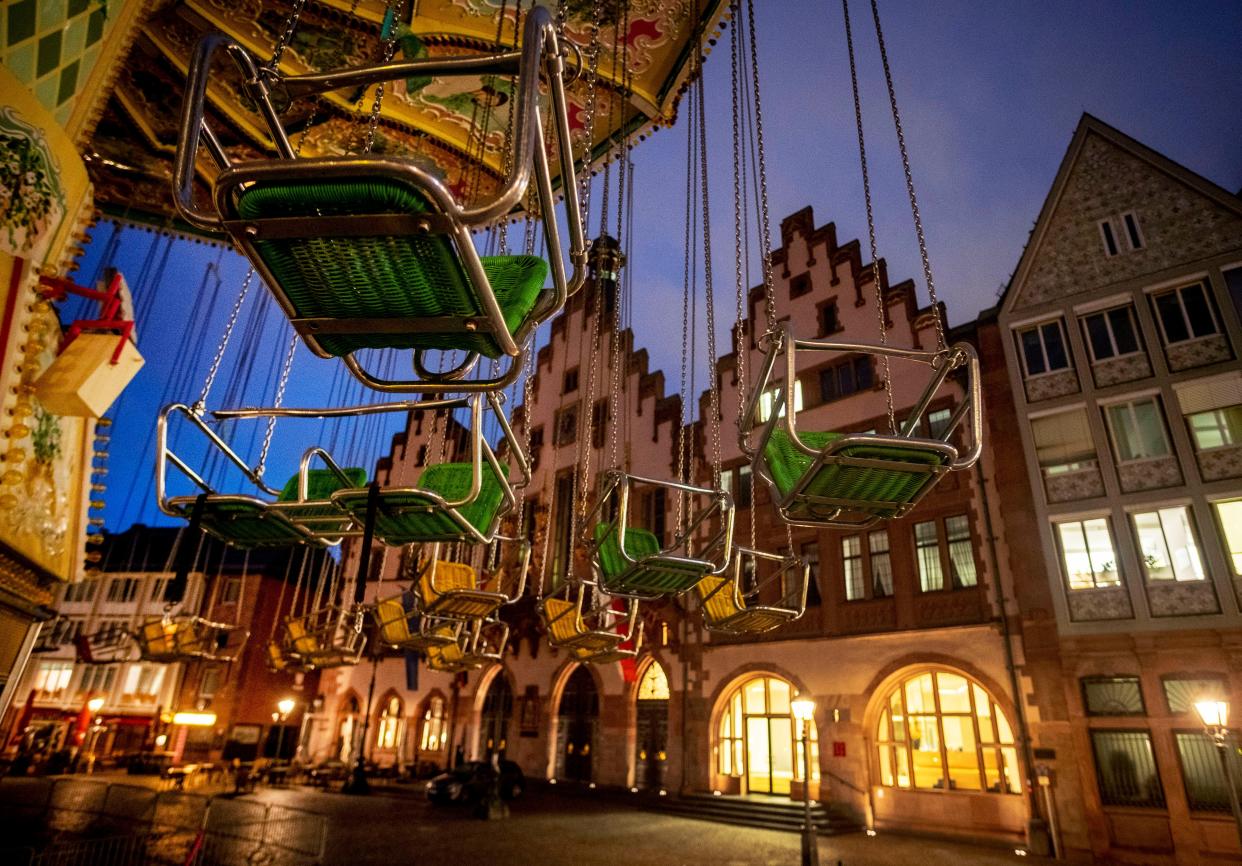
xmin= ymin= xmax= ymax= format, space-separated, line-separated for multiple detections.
xmin=763 ymin=429 xmax=945 ymax=511
xmin=594 ymin=522 xmax=662 ymax=578
xmin=235 ymin=178 xmax=548 ymax=358
xmin=278 ymin=467 xmax=367 ymax=502
xmin=333 ymin=461 xmax=508 ymax=544
xmin=195 ymin=500 xmax=310 ymax=549
xmin=593 ymin=522 xmax=709 ymax=594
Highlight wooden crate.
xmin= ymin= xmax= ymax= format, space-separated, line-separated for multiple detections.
xmin=35 ymin=332 xmax=144 ymax=418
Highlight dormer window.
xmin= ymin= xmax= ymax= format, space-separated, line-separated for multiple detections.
xmin=1099 ymin=213 xmax=1144 ymax=256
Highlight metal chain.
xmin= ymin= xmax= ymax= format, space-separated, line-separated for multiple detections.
xmin=515 ymin=338 xmax=537 ymax=538
xmin=256 ymin=332 xmax=299 ymax=479
xmin=267 ymin=0 xmax=307 ymax=70
xmin=745 ymin=0 xmax=777 ymax=335
xmin=696 ymin=73 xmax=723 ymax=489
xmin=577 ymin=0 xmax=605 ymax=226
xmin=869 ymin=0 xmax=945 ymax=350
xmin=843 ymin=0 xmax=896 ymax=434
xmin=607 ymin=2 xmax=632 ymax=473
xmin=194 ymin=268 xmax=255 ymax=414
xmin=364 ymin=0 xmax=407 ymax=155
xmin=675 ymin=90 xmax=696 ymax=536
xmin=573 ymin=254 xmax=608 ymax=545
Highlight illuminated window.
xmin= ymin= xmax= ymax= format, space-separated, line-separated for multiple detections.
xmin=716 ymin=676 xmax=817 ymax=794
xmin=1213 ymin=500 xmax=1242 ymax=576
xmin=1131 ymin=506 xmax=1204 ymax=582
xmin=34 ymin=661 xmax=75 ymax=701
xmin=120 ymin=664 xmax=165 ymax=706
xmin=420 ymin=697 xmax=445 ymax=751
xmin=1055 ymin=518 xmax=1121 ymax=590
xmin=842 ymin=536 xmax=864 ymax=600
xmin=758 ymin=381 xmax=804 ymax=423
xmin=915 ymin=521 xmax=943 ymax=591
xmin=376 ymin=696 xmax=403 ymax=750
xmin=75 ymin=665 xmax=115 ymax=703
xmin=875 ymin=669 xmax=1019 ymax=794
xmin=637 ymin=662 xmax=670 ymax=701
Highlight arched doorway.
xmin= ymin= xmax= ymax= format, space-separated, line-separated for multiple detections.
xmin=555 ymin=666 xmax=598 ymax=782
xmin=717 ymin=675 xmax=818 ymax=795
xmin=480 ymin=675 xmax=514 ymax=757
xmin=635 ymin=661 xmax=669 ymax=790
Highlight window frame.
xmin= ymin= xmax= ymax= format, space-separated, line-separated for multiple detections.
xmin=1081 ymin=305 xmax=1142 ymax=363
xmin=1053 ymin=516 xmax=1123 ymax=591
xmin=1081 ymin=675 xmax=1147 ymax=717
xmin=1151 ymin=281 xmax=1221 ymax=346
xmin=1016 ymin=319 xmax=1071 ymax=379
xmin=1099 ymin=219 xmax=1120 ymax=257
xmin=1089 ymin=728 xmax=1166 ymax=809
xmin=914 ymin=515 xmax=978 ymax=592
xmin=1121 ymin=211 xmax=1145 ymax=251
xmin=1103 ymin=396 xmax=1172 ymax=464
xmin=1129 ymin=505 xmax=1206 ymax=584
xmin=1186 ymin=405 xmax=1242 ymax=451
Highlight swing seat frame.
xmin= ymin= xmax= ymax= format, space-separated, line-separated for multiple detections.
xmin=539 ymin=580 xmax=638 ymax=654
xmin=570 ymin=621 xmax=645 ymax=664
xmin=742 ymin=323 xmax=982 ymax=529
xmin=584 ymin=470 xmax=734 ymax=599
xmin=172 ymin=6 xmax=586 ymax=394
xmin=696 ymin=547 xmax=809 ymax=636
xmin=414 ymin=538 xmax=530 ymax=620
xmin=425 ymin=618 xmax=509 ymax=672
xmin=372 ymin=592 xmax=464 ymax=651
xmin=282 ymin=604 xmax=366 ymax=670
xmin=133 ymin=615 xmax=244 ymax=664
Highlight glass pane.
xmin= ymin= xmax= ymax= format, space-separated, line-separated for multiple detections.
xmin=1091 ymin=731 xmax=1165 ymax=807
xmin=1175 ymin=732 xmax=1240 ymax=811
xmin=877 ymin=708 xmax=890 ymax=741
xmin=1163 ymin=678 xmax=1226 ymax=714
xmin=890 ymin=690 xmax=907 ymax=741
xmin=1086 ymin=313 xmax=1114 ymax=360
xmin=1001 ymin=747 xmax=1022 ymax=794
xmin=1214 ymin=500 xmax=1242 ymax=576
xmin=769 ymin=717 xmax=794 ymax=795
xmin=1042 ymin=322 xmax=1068 ymax=370
xmin=1156 ymin=292 xmax=1190 ymax=343
xmin=996 ymin=709 xmax=1015 ymax=745
xmin=1161 ymin=507 xmax=1205 ymax=582
xmin=1084 ymin=518 xmax=1121 ymax=585
xmin=937 ymin=673 xmax=972 ymax=713
xmin=942 ymin=716 xmax=982 ymax=791
xmin=909 ymin=716 xmax=944 ymax=790
xmin=744 ymin=679 xmax=767 ymax=714
xmin=768 ymin=679 xmax=791 ymax=715
xmin=906 ymin=674 xmax=936 ymax=714
xmin=1134 ymin=511 xmax=1174 ymax=580
xmin=1133 ymin=400 xmax=1170 ymax=457
xmin=983 ymin=747 xmax=1003 ymax=793
xmin=746 ymin=717 xmax=771 ymax=793
xmin=1109 ymin=307 xmax=1140 ymax=355
xmin=975 ymin=686 xmax=996 ymax=743
xmin=1021 ymin=329 xmax=1047 ymax=375
xmin=894 ymin=745 xmax=912 ymax=788
xmin=879 ymin=745 xmax=894 ymax=786
xmin=1182 ymin=283 xmax=1217 ymax=338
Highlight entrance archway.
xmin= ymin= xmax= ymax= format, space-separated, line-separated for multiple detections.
xmin=634 ymin=661 xmax=669 ymax=790
xmin=555 ymin=666 xmax=598 ymax=782
xmin=716 ymin=675 xmax=818 ymax=795
xmin=480 ymin=675 xmax=514 ymax=757
xmin=337 ymin=695 xmax=361 ymax=763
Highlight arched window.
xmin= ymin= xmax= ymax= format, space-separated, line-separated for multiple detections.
xmin=420 ymin=696 xmax=445 ymax=751
xmin=376 ymin=696 xmax=403 ymax=750
xmin=717 ymin=675 xmax=818 ymax=795
xmin=637 ymin=662 xmax=670 ymax=700
xmin=875 ymin=669 xmax=1020 ymax=793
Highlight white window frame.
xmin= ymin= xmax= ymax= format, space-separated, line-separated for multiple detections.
xmin=1152 ymin=281 xmax=1221 ymax=346
xmin=1081 ymin=305 xmax=1141 ymax=363
xmin=1016 ymin=319 xmax=1071 ymax=379
xmin=842 ymin=536 xmax=864 ymax=601
xmin=1212 ymin=499 xmax=1242 ymax=578
xmin=1187 ymin=406 xmax=1242 ymax=451
xmin=1130 ymin=505 xmax=1205 ymax=583
xmin=1103 ymin=396 xmax=1172 ymax=464
xmin=1121 ymin=211 xmax=1145 ymax=251
xmin=1054 ymin=516 xmax=1122 ymax=591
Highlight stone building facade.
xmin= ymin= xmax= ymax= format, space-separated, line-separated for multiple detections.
xmin=997 ymin=114 xmax=1242 ymax=863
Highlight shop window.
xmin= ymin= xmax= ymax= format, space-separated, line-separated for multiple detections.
xmin=1082 ymin=306 xmax=1141 ymax=362
xmin=1152 ymin=281 xmax=1219 ymax=345
xmin=1090 ymin=730 xmax=1165 ymax=808
xmin=1163 ymin=677 xmax=1226 ymax=715
xmin=1082 ymin=676 xmax=1145 ymax=716
xmin=875 ymin=669 xmax=1019 ymax=794
xmin=1031 ymin=409 xmax=1096 ymax=476
xmin=376 ymin=696 xmax=403 ymax=750
xmin=1175 ymin=732 xmax=1242 ymax=812
xmin=1054 ymin=518 xmax=1121 ymax=590
xmin=1131 ymin=506 xmax=1205 ymax=583
xmin=1105 ymin=397 xmax=1172 ymax=463
xmin=1017 ymin=320 xmax=1070 ymax=377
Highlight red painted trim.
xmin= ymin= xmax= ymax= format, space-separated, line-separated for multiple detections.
xmin=0 ymin=256 xmax=27 ymax=366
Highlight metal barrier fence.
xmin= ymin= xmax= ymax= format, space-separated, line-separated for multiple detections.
xmin=0 ymin=778 xmax=326 ymax=866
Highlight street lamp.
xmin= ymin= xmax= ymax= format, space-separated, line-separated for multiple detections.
xmin=1196 ymin=699 xmax=1242 ymax=846
xmin=272 ymin=698 xmax=296 ymax=763
xmin=791 ymin=696 xmax=818 ymax=866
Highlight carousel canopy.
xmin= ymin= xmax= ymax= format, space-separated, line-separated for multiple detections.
xmin=87 ymin=0 xmax=729 ymax=225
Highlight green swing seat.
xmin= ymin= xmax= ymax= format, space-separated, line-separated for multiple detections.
xmin=234 ymin=178 xmax=549 ymax=359
xmin=332 ymin=461 xmax=510 ymax=546
xmin=179 ymin=467 xmax=367 ymax=550
xmin=594 ymin=522 xmax=717 ymax=597
xmin=763 ymin=429 xmax=946 ymax=522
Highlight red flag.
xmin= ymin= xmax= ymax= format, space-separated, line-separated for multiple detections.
xmin=7 ymin=690 xmax=35 ymax=747
xmin=72 ymin=698 xmax=93 ymax=747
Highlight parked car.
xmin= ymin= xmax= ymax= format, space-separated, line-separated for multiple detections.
xmin=425 ymin=760 xmax=524 ymax=805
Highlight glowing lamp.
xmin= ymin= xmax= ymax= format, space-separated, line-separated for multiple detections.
xmin=87 ymin=697 xmax=104 ymax=714
xmin=791 ymin=697 xmax=816 ymax=724
xmin=1197 ymin=699 xmax=1230 ymax=729
xmin=172 ymin=712 xmax=217 ymax=727
xmin=277 ymin=698 xmax=296 ymax=716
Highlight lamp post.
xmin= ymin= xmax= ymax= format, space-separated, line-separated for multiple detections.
xmin=791 ymin=697 xmax=818 ymax=866
xmin=1196 ymin=699 xmax=1242 ymax=846
xmin=86 ymin=697 xmax=105 ymax=774
xmin=273 ymin=698 xmax=296 ymax=763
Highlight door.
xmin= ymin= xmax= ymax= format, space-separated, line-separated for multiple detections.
xmin=556 ymin=666 xmax=598 ymax=782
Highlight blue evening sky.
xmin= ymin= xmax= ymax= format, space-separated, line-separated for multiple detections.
xmin=77 ymin=0 xmax=1242 ymax=531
